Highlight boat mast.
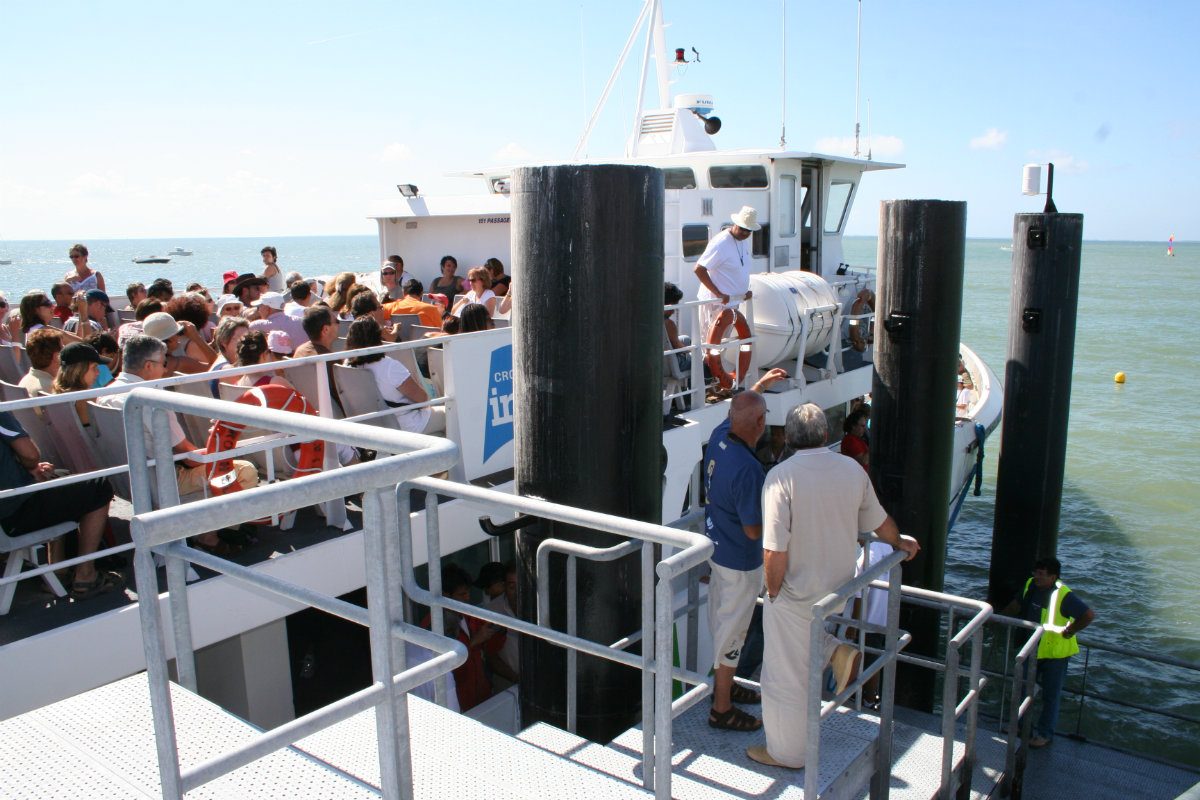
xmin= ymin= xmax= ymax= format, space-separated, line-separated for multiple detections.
xmin=779 ymin=0 xmax=787 ymax=149
xmin=572 ymin=0 xmax=654 ymax=160
xmin=626 ymin=0 xmax=668 ymax=157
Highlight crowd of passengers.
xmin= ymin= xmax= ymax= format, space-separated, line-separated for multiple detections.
xmin=0 ymin=244 xmax=513 ymax=604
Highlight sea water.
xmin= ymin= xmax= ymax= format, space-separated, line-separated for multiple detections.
xmin=1 ymin=234 xmax=1196 ymax=763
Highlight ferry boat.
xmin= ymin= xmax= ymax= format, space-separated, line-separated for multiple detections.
xmin=0 ymin=2 xmax=1194 ymax=799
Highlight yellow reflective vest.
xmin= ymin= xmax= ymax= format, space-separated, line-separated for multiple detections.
xmin=1022 ymin=578 xmax=1080 ymax=660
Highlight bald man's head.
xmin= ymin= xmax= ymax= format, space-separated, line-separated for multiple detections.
xmin=729 ymin=390 xmax=767 ymax=443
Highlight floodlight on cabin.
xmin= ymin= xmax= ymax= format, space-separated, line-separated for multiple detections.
xmin=396 ymin=183 xmax=419 ymax=198
xmin=1021 ymin=163 xmax=1057 ymax=213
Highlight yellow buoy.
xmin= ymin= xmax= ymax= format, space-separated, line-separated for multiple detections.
xmin=1114 ymin=371 xmax=1126 ymax=384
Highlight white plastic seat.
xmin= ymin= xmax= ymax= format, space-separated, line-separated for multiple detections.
xmin=0 ymin=380 xmax=64 ymax=466
xmin=0 ymin=516 xmax=75 ymax=615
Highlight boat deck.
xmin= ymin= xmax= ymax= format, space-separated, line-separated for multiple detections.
xmin=1 ymin=672 xmax=1194 ymax=799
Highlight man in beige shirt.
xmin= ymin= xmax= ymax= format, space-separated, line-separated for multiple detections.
xmin=748 ymin=403 xmax=919 ymax=769
xmin=18 ymin=329 xmax=62 ymax=397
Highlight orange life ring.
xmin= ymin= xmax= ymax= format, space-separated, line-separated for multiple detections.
xmin=205 ymin=383 xmax=325 ymax=495
xmin=704 ymin=308 xmax=753 ymax=390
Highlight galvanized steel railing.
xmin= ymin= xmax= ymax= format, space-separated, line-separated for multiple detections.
xmin=396 ymin=475 xmax=714 ymax=799
xmin=123 ymin=387 xmax=462 ymax=800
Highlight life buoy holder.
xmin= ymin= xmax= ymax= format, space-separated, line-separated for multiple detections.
xmin=205 ymin=383 xmax=325 ymax=495
xmin=704 ymin=308 xmax=752 ymax=390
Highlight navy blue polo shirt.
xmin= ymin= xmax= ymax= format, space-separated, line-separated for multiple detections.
xmin=703 ymin=418 xmax=765 ymax=571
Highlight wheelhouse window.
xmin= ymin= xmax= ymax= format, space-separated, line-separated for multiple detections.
xmin=779 ymin=175 xmax=797 ymax=237
xmin=709 ymin=165 xmax=769 ymax=189
xmin=664 ymin=168 xmax=697 ymax=190
xmin=682 ymin=224 xmax=710 ymax=261
xmin=824 ymin=180 xmax=855 ymax=233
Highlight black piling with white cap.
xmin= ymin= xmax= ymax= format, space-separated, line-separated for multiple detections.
xmin=510 ymin=164 xmax=664 ymax=742
xmin=987 ymin=213 xmax=1084 ymax=606
xmin=871 ymin=199 xmax=967 ymax=711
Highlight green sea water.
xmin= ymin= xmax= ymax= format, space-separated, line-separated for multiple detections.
xmin=846 ymin=235 xmax=1199 ymax=765
xmin=2 ymin=233 xmax=1196 ymax=763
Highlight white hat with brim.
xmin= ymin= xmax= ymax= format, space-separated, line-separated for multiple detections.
xmin=730 ymin=206 xmax=761 ymax=232
xmin=142 ymin=312 xmax=183 ymax=341
xmin=215 ymin=294 xmax=243 ymax=313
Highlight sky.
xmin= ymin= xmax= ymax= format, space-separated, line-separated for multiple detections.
xmin=1 ymin=0 xmax=1196 ymax=241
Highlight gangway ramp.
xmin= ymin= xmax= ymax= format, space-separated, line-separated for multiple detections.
xmin=0 ymin=673 xmax=652 ymax=799
xmin=519 ymin=700 xmax=1012 ymax=800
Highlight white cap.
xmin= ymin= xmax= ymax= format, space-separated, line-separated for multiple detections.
xmin=215 ymin=294 xmax=242 ymax=313
xmin=252 ymin=291 xmax=286 ymax=310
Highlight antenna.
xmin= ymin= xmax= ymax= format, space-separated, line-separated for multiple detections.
xmin=853 ymin=0 xmax=862 ymax=157
xmin=780 ymin=0 xmax=787 ymax=149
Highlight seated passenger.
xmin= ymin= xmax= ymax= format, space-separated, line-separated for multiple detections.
xmin=349 ymin=291 xmax=400 ymax=342
xmin=325 ymin=272 xmax=358 ymax=320
xmin=457 ymin=303 xmax=493 ymax=333
xmin=166 ymin=292 xmax=216 ymax=347
xmin=479 ymin=561 xmax=520 ymax=690
xmin=451 ymin=267 xmax=497 ymax=316
xmin=382 ymin=278 xmax=442 ymax=329
xmin=664 ymin=281 xmax=691 ymax=373
xmin=86 ymin=332 xmax=119 ymax=385
xmin=430 ymin=255 xmax=466 ymax=309
xmin=485 ymin=258 xmax=510 ymax=298
xmin=19 ymin=329 xmax=62 ymax=398
xmin=63 ymin=289 xmax=112 ymax=336
xmin=52 ymin=343 xmax=106 ymax=427
xmin=147 ymin=277 xmax=174 ymax=303
xmin=267 ymin=330 xmax=293 ymax=359
xmin=141 ymin=311 xmax=216 ymax=374
xmin=284 ymin=281 xmax=316 ymax=319
xmin=20 ymin=291 xmax=83 ymax=344
xmin=215 ymin=294 xmax=244 ymax=319
xmin=124 ymin=282 xmax=148 ymax=312
xmin=0 ymin=409 xmax=119 ymax=599
xmin=98 ymin=336 xmax=258 ymax=553
xmin=235 ymin=330 xmax=296 ymax=391
xmin=250 ymin=291 xmax=307 ymax=347
xmin=0 ymin=293 xmax=18 ymax=345
xmin=209 ymin=316 xmax=252 ymax=385
xmin=117 ymin=298 xmax=163 ymax=349
xmin=344 ymin=316 xmax=444 ymax=434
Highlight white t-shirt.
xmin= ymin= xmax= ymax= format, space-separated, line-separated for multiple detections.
xmin=96 ymin=372 xmax=187 ymax=448
xmin=956 ymin=387 xmax=974 ymax=413
xmin=762 ymin=448 xmax=888 ymax=604
xmin=459 ymin=288 xmax=496 ymax=310
xmin=362 ymin=357 xmax=431 ymax=433
xmin=696 ymin=228 xmax=751 ymax=305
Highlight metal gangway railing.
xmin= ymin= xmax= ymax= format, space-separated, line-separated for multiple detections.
xmin=122 ymin=387 xmax=461 ymax=799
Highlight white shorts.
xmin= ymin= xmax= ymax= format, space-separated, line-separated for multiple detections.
xmin=707 ymin=561 xmax=763 ymax=669
xmin=698 ymin=299 xmax=743 ymax=347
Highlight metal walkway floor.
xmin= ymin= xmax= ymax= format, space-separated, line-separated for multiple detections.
xmin=0 ymin=673 xmax=649 ymax=799
xmin=517 ymin=700 xmax=1012 ymax=800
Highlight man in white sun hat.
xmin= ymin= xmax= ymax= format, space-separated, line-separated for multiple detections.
xmin=695 ymin=206 xmax=759 ymax=392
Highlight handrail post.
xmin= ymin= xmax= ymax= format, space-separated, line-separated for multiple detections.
xmin=363 ymin=486 xmax=410 ymax=800
xmin=685 ymin=565 xmax=699 ymax=672
xmin=653 ymin=555 xmax=675 ymax=798
xmin=424 ymin=492 xmax=448 ymax=706
xmin=641 ymin=541 xmax=656 ymax=792
xmin=941 ymin=643 xmax=958 ymax=798
xmin=567 ymin=554 xmax=578 ymax=733
xmin=1075 ymin=644 xmax=1090 ymax=738
xmin=958 ymin=627 xmax=983 ymax=800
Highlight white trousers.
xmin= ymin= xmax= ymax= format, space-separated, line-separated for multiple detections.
xmin=760 ymin=594 xmax=840 ymax=768
xmin=707 ymin=562 xmax=763 ymax=669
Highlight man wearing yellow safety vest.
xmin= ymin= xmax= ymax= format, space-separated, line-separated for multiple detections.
xmin=1002 ymin=558 xmax=1096 ymax=748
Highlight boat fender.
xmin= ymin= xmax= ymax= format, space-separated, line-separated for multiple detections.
xmin=704 ymin=308 xmax=752 ymax=390
xmin=205 ymin=383 xmax=324 ymax=495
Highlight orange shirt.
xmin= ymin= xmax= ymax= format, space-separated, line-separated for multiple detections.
xmin=382 ymin=296 xmax=442 ymax=328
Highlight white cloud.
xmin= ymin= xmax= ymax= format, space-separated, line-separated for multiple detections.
xmin=68 ymin=171 xmax=128 ymax=197
xmin=1028 ymin=150 xmax=1090 ymax=174
xmin=492 ymin=142 xmax=533 ymax=163
xmin=812 ymin=135 xmax=904 ymax=158
xmin=970 ymin=128 xmax=1008 ymax=150
xmin=379 ymin=142 xmax=413 ymax=163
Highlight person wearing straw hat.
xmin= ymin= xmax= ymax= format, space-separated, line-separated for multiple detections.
xmin=694 ymin=206 xmax=759 ymax=390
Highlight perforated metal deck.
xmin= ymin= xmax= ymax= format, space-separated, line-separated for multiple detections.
xmin=0 ymin=673 xmax=650 ymax=799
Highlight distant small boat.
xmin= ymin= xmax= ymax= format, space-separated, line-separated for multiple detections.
xmin=0 ymin=259 xmax=11 ymax=265
xmin=132 ymin=256 xmax=171 ymax=264
xmin=168 ymin=247 xmax=193 ymax=256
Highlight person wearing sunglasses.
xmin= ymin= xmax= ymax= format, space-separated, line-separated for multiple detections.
xmin=451 ymin=266 xmax=498 ymax=317
xmin=0 ymin=292 xmax=18 ymax=345
xmin=64 ymin=243 xmax=106 ymax=294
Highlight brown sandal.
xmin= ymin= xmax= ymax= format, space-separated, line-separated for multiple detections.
xmin=709 ymin=705 xmax=762 ymax=732
xmin=730 ymin=683 xmax=761 ymax=704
